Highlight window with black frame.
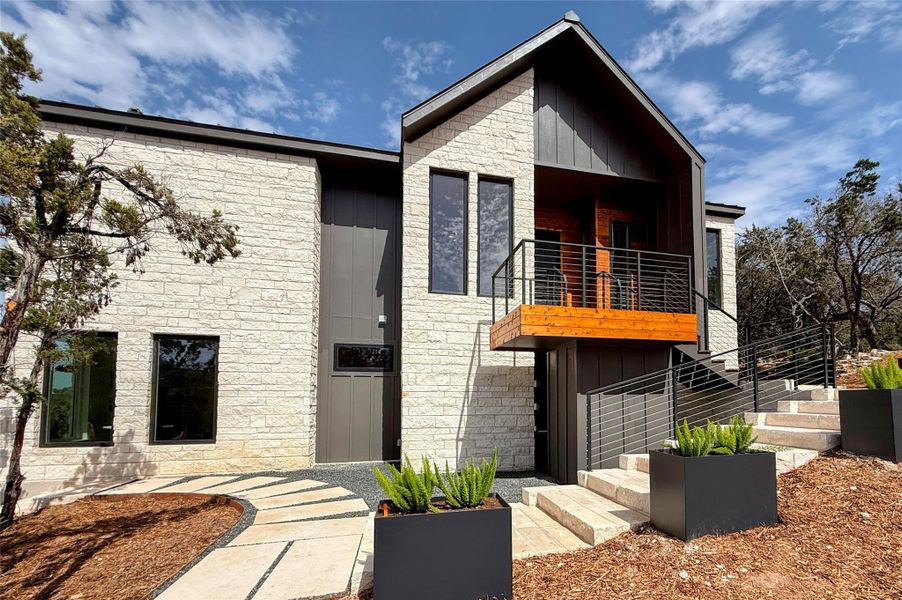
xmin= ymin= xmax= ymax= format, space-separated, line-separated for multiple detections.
xmin=429 ymin=171 xmax=468 ymax=294
xmin=152 ymin=335 xmax=218 ymax=443
xmin=42 ymin=333 xmax=117 ymax=446
xmin=477 ymin=178 xmax=512 ymax=297
xmin=706 ymin=229 xmax=722 ymax=306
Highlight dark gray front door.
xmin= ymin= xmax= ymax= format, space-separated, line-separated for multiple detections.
xmin=316 ymin=176 xmax=401 ymax=463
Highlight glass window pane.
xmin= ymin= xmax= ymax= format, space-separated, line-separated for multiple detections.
xmin=430 ymin=172 xmax=467 ymax=294
xmin=45 ymin=335 xmax=117 ymax=444
xmin=335 ymin=344 xmax=393 ymax=372
xmin=154 ymin=336 xmax=218 ymax=442
xmin=706 ymin=229 xmax=722 ymax=305
xmin=478 ymin=179 xmax=512 ymax=297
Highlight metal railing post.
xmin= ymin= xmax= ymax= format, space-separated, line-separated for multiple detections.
xmin=586 ymin=394 xmax=592 ymax=471
xmin=636 ymin=253 xmax=642 ymax=310
xmin=504 ymin=258 xmax=510 ymax=316
xmin=821 ymin=324 xmax=830 ymax=388
xmin=751 ymin=342 xmax=760 ymax=411
xmin=491 ymin=273 xmax=496 ymax=323
xmin=828 ymin=322 xmax=836 ymax=388
xmin=580 ymin=246 xmax=587 ymax=308
xmin=671 ymin=367 xmax=679 ymax=438
xmin=521 ymin=243 xmax=526 ymax=305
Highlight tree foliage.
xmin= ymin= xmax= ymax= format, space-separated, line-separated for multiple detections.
xmin=737 ymin=159 xmax=902 ymax=351
xmin=0 ymin=32 xmax=240 ymax=529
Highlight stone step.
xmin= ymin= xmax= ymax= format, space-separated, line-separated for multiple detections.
xmin=745 ymin=411 xmax=840 ymax=430
xmin=775 ymin=399 xmax=839 ymax=415
xmin=577 ymin=468 xmax=650 ymax=515
xmin=509 ymin=502 xmax=590 ymax=558
xmin=618 ymin=453 xmax=649 ymax=473
xmin=795 ymin=386 xmax=840 ymax=401
xmin=751 ymin=424 xmax=841 ymax=451
xmin=534 ymin=486 xmax=646 ymax=546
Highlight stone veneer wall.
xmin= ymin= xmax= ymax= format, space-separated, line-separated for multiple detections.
xmin=0 ymin=123 xmax=322 ymax=486
xmin=401 ymin=70 xmax=536 ymax=471
xmin=705 ymin=214 xmax=739 ymax=366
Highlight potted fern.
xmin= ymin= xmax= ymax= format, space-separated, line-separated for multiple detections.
xmin=649 ymin=417 xmax=778 ymax=541
xmin=372 ymin=451 xmax=511 ymax=600
xmin=839 ymin=356 xmax=902 ymax=462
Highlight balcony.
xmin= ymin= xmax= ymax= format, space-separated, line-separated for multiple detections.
xmin=489 ymin=240 xmax=698 ymax=350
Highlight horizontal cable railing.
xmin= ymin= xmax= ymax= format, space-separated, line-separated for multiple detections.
xmin=586 ymin=324 xmax=834 ymax=469
xmin=491 ymin=239 xmax=693 ymax=323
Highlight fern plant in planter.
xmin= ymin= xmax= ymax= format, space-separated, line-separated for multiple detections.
xmin=372 ymin=450 xmax=511 ymax=600
xmin=651 ymin=418 xmax=777 ymax=541
xmin=839 ymin=356 xmax=902 ymax=462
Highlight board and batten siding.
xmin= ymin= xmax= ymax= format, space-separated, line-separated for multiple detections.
xmin=534 ymin=68 xmax=662 ymax=182
xmin=0 ymin=122 xmax=322 ymax=486
xmin=401 ymin=70 xmax=536 ymax=471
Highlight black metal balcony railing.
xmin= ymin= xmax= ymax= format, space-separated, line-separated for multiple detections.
xmin=491 ymin=239 xmax=694 ymax=322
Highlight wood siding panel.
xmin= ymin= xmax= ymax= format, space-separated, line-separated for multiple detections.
xmin=490 ymin=305 xmax=698 ymax=350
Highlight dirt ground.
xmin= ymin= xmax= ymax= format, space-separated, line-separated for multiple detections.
xmin=0 ymin=494 xmax=241 ymax=600
xmin=512 ymin=453 xmax=902 ymax=600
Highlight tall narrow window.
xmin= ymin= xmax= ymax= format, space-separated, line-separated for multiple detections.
xmin=152 ymin=335 xmax=219 ymax=443
xmin=429 ymin=171 xmax=468 ymax=294
xmin=706 ymin=229 xmax=722 ymax=306
xmin=478 ymin=178 xmax=513 ymax=297
xmin=42 ymin=333 xmax=117 ymax=446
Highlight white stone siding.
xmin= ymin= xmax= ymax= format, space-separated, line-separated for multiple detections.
xmin=0 ymin=123 xmax=322 ymax=485
xmin=705 ymin=215 xmax=739 ymax=367
xmin=401 ymin=71 xmax=536 ymax=471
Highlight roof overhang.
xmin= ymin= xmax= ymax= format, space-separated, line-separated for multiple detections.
xmin=401 ymin=12 xmax=705 ymax=165
xmin=39 ymin=101 xmax=400 ymax=165
xmin=705 ymin=202 xmax=746 ymax=219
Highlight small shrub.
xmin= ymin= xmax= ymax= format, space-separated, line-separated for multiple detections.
xmin=673 ymin=420 xmax=715 ymax=456
xmin=435 ymin=449 xmax=498 ymax=509
xmin=860 ymin=356 xmax=902 ymax=390
xmin=374 ymin=454 xmax=440 ymax=514
xmin=710 ymin=417 xmax=757 ymax=455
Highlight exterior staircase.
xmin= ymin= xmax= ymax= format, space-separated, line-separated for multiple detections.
xmin=523 ymin=385 xmax=840 ymax=551
xmin=744 ymin=386 xmax=841 ymax=451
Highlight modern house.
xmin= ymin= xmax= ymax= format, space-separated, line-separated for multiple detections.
xmin=3 ymin=13 xmax=751 ymax=489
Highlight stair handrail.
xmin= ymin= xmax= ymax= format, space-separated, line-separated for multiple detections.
xmin=584 ymin=323 xmax=834 ymax=470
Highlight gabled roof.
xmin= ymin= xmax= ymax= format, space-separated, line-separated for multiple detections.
xmin=39 ymin=100 xmax=400 ymax=165
xmin=401 ymin=11 xmax=705 ymax=164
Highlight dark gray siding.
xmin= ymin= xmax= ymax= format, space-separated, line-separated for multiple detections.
xmin=534 ymin=69 xmax=663 ymax=181
xmin=316 ymin=170 xmax=401 ymax=463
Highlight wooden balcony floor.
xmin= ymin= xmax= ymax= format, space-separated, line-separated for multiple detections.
xmin=490 ymin=305 xmax=698 ymax=350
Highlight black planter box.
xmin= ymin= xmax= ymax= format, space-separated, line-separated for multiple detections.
xmin=373 ymin=494 xmax=512 ymax=600
xmin=649 ymin=450 xmax=778 ymax=541
xmin=839 ymin=389 xmax=902 ymax=463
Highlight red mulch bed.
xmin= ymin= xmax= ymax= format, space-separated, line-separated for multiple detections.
xmin=513 ymin=454 xmax=902 ymax=599
xmin=0 ymin=494 xmax=241 ymax=600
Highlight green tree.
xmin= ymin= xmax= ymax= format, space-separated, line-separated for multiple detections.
xmin=0 ymin=33 xmax=240 ymax=529
xmin=737 ymin=159 xmax=902 ymax=352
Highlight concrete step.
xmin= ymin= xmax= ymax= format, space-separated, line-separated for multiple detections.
xmin=751 ymin=424 xmax=841 ymax=451
xmin=745 ymin=411 xmax=839 ymax=430
xmin=775 ymin=399 xmax=839 ymax=415
xmin=618 ymin=453 xmax=649 ymax=473
xmin=534 ymin=485 xmax=646 ymax=546
xmin=795 ymin=386 xmax=840 ymax=400
xmin=509 ymin=502 xmax=590 ymax=558
xmin=577 ymin=468 xmax=650 ymax=515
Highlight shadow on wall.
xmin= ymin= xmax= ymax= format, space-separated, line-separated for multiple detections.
xmin=63 ymin=429 xmax=160 ymax=488
xmin=456 ymin=321 xmax=534 ymax=471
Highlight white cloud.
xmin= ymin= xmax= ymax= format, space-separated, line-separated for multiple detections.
xmin=628 ymin=0 xmax=777 ymax=72
xmin=730 ymin=28 xmax=852 ymax=104
xmin=795 ymin=71 xmax=853 ymax=105
xmin=823 ymin=1 xmax=902 ymax=53
xmin=379 ymin=37 xmax=453 ymax=147
xmin=640 ymin=72 xmax=791 ymax=139
xmin=302 ymin=92 xmax=340 ymax=124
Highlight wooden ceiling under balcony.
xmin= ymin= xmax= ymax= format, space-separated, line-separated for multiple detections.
xmin=489 ymin=305 xmax=698 ymax=351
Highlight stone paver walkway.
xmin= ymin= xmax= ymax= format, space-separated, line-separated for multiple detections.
xmin=98 ymin=475 xmax=370 ymax=600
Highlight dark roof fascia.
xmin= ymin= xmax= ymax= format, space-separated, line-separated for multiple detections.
xmin=401 ymin=18 xmax=572 ymax=141
xmin=400 ymin=15 xmax=705 ymax=165
xmin=705 ymin=202 xmax=746 ymax=219
xmin=39 ymin=101 xmax=400 ymax=165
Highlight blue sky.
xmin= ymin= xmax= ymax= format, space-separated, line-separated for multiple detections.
xmin=2 ymin=1 xmax=901 ymax=227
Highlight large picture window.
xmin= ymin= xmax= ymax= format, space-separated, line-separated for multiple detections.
xmin=429 ymin=171 xmax=468 ymax=294
xmin=42 ymin=333 xmax=117 ymax=446
xmin=477 ymin=178 xmax=513 ymax=297
xmin=152 ymin=335 xmax=219 ymax=443
xmin=706 ymin=229 xmax=722 ymax=306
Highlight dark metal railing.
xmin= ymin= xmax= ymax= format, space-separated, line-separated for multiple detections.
xmin=491 ymin=239 xmax=693 ymax=323
xmin=694 ymin=290 xmax=747 ymax=352
xmin=585 ymin=323 xmax=835 ymax=469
